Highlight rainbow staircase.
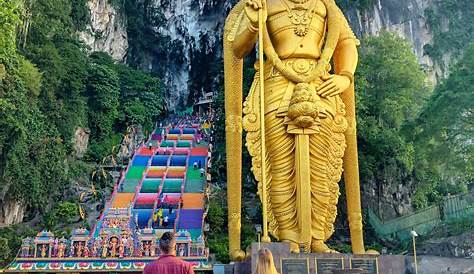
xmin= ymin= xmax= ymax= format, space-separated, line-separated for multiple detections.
xmin=6 ymin=120 xmax=212 ymax=273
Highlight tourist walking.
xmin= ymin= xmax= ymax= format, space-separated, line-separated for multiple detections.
xmin=254 ymin=248 xmax=279 ymax=274
xmin=142 ymin=232 xmax=194 ymax=274
xmin=199 ymin=167 xmax=205 ymax=178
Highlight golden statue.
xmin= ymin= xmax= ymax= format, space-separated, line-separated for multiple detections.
xmin=224 ymin=0 xmax=367 ymax=260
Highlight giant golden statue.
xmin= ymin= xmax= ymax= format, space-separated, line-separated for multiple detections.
xmin=224 ymin=0 xmax=366 ymax=260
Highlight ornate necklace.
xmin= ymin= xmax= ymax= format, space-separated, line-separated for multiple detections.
xmin=281 ymin=0 xmax=318 ymax=37
xmin=288 ymin=0 xmax=310 ymax=3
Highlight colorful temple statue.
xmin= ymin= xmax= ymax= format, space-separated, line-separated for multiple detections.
xmin=33 ymin=231 xmax=54 ymax=258
xmin=101 ymin=239 xmax=108 ymax=258
xmin=138 ymin=228 xmax=157 ymax=257
xmin=20 ymin=237 xmax=32 ymax=258
xmin=83 ymin=244 xmax=90 ymax=257
xmin=69 ymin=243 xmax=75 ymax=258
xmin=70 ymin=228 xmax=90 ymax=257
xmin=57 ymin=238 xmax=66 ymax=258
xmin=224 ymin=0 xmax=367 ymax=259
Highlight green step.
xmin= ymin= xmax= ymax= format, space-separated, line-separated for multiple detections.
xmin=186 ymin=169 xmax=202 ymax=181
xmin=184 ymin=180 xmax=204 ymax=193
xmin=125 ymin=166 xmax=146 ymax=180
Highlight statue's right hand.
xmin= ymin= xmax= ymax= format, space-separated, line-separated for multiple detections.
xmin=244 ymin=0 xmax=267 ymax=28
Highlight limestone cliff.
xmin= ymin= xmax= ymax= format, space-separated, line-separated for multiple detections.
xmin=79 ymin=0 xmax=128 ymax=61
xmin=82 ymin=0 xmax=443 ymax=105
xmin=344 ymin=0 xmax=440 ymax=81
xmin=0 ymin=198 xmax=25 ymax=227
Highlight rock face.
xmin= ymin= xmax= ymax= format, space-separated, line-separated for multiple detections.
xmin=0 ymin=198 xmax=25 ymax=227
xmin=82 ymin=0 xmax=442 ymax=106
xmin=72 ymin=127 xmax=90 ymax=159
xmin=117 ymin=125 xmax=144 ymax=162
xmin=417 ymin=230 xmax=474 ymax=258
xmin=344 ymin=0 xmax=441 ymax=82
xmin=79 ymin=0 xmax=128 ymax=61
xmin=123 ymin=0 xmax=441 ymax=106
xmin=132 ymin=0 xmax=234 ymax=109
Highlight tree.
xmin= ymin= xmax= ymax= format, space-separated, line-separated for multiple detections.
xmin=355 ymin=31 xmax=428 ymax=212
xmin=87 ymin=64 xmax=120 ymax=139
xmin=412 ymin=43 xmax=474 ymax=202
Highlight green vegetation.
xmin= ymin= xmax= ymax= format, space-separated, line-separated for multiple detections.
xmin=43 ymin=202 xmax=79 ymax=230
xmin=355 ymin=32 xmax=429 ymax=209
xmin=0 ymin=0 xmax=164 ymax=265
xmin=424 ymin=0 xmax=474 ymax=68
xmin=356 ymin=32 xmax=472 ymax=210
xmin=411 ymin=44 xmax=474 ymax=206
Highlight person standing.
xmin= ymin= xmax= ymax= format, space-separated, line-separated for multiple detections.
xmin=143 ymin=232 xmax=194 ymax=274
xmin=199 ymin=167 xmax=205 ymax=178
xmin=254 ymin=248 xmax=279 ymax=274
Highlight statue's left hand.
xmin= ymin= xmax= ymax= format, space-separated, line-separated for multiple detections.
xmin=317 ymin=74 xmax=351 ymax=97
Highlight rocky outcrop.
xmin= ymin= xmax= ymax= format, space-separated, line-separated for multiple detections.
xmin=0 ymin=198 xmax=25 ymax=227
xmin=133 ymin=0 xmax=234 ymax=109
xmin=117 ymin=125 xmax=144 ymax=161
xmin=120 ymin=0 xmax=441 ymax=108
xmin=80 ymin=0 xmax=128 ymax=61
xmin=417 ymin=230 xmax=474 ymax=258
xmin=344 ymin=0 xmax=441 ymax=82
xmin=72 ymin=127 xmax=90 ymax=159
xmin=407 ymin=255 xmax=474 ymax=274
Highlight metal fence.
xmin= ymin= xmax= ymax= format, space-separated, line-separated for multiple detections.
xmin=368 ymin=192 xmax=474 ymax=241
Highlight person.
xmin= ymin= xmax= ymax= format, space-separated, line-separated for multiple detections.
xmin=156 ymin=207 xmax=163 ymax=227
xmin=143 ymin=232 xmax=194 ymax=274
xmin=254 ymin=248 xmax=279 ymax=274
xmin=193 ymin=161 xmax=198 ymax=170
xmin=168 ymin=204 xmax=173 ymax=215
xmin=199 ymin=167 xmax=205 ymax=178
xmin=163 ymin=215 xmax=169 ymax=227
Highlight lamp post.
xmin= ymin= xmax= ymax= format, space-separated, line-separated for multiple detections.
xmin=255 ymin=225 xmax=262 ymax=249
xmin=411 ymin=230 xmax=418 ymax=274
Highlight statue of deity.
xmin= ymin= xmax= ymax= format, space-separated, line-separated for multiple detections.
xmin=91 ymin=241 xmax=98 ymax=257
xmin=144 ymin=242 xmax=150 ymax=257
xmin=110 ymin=238 xmax=118 ymax=257
xmin=101 ymin=241 xmax=108 ymax=258
xmin=52 ymin=239 xmax=58 ymax=257
xmin=40 ymin=244 xmax=47 ymax=258
xmin=83 ymin=244 xmax=90 ymax=258
xmin=69 ymin=244 xmax=75 ymax=257
xmin=119 ymin=242 xmax=125 ymax=258
xmin=76 ymin=242 xmax=83 ymax=257
xmin=57 ymin=242 xmax=65 ymax=258
xmin=224 ymin=0 xmax=368 ymax=259
xmin=128 ymin=240 xmax=134 ymax=257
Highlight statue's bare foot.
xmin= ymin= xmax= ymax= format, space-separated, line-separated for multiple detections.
xmin=311 ymin=240 xmax=339 ymax=253
xmin=283 ymin=240 xmax=300 ymax=253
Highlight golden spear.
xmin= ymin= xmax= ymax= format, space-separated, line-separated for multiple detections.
xmin=258 ymin=3 xmax=271 ymax=243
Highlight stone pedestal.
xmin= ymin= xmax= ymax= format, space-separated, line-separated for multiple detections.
xmin=249 ymin=242 xmax=406 ymax=274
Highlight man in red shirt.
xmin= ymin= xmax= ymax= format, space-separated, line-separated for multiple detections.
xmin=143 ymin=232 xmax=194 ymax=274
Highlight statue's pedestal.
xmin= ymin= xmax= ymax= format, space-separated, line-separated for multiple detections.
xmin=249 ymin=242 xmax=405 ymax=274
xmin=214 ymin=242 xmax=405 ymax=274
